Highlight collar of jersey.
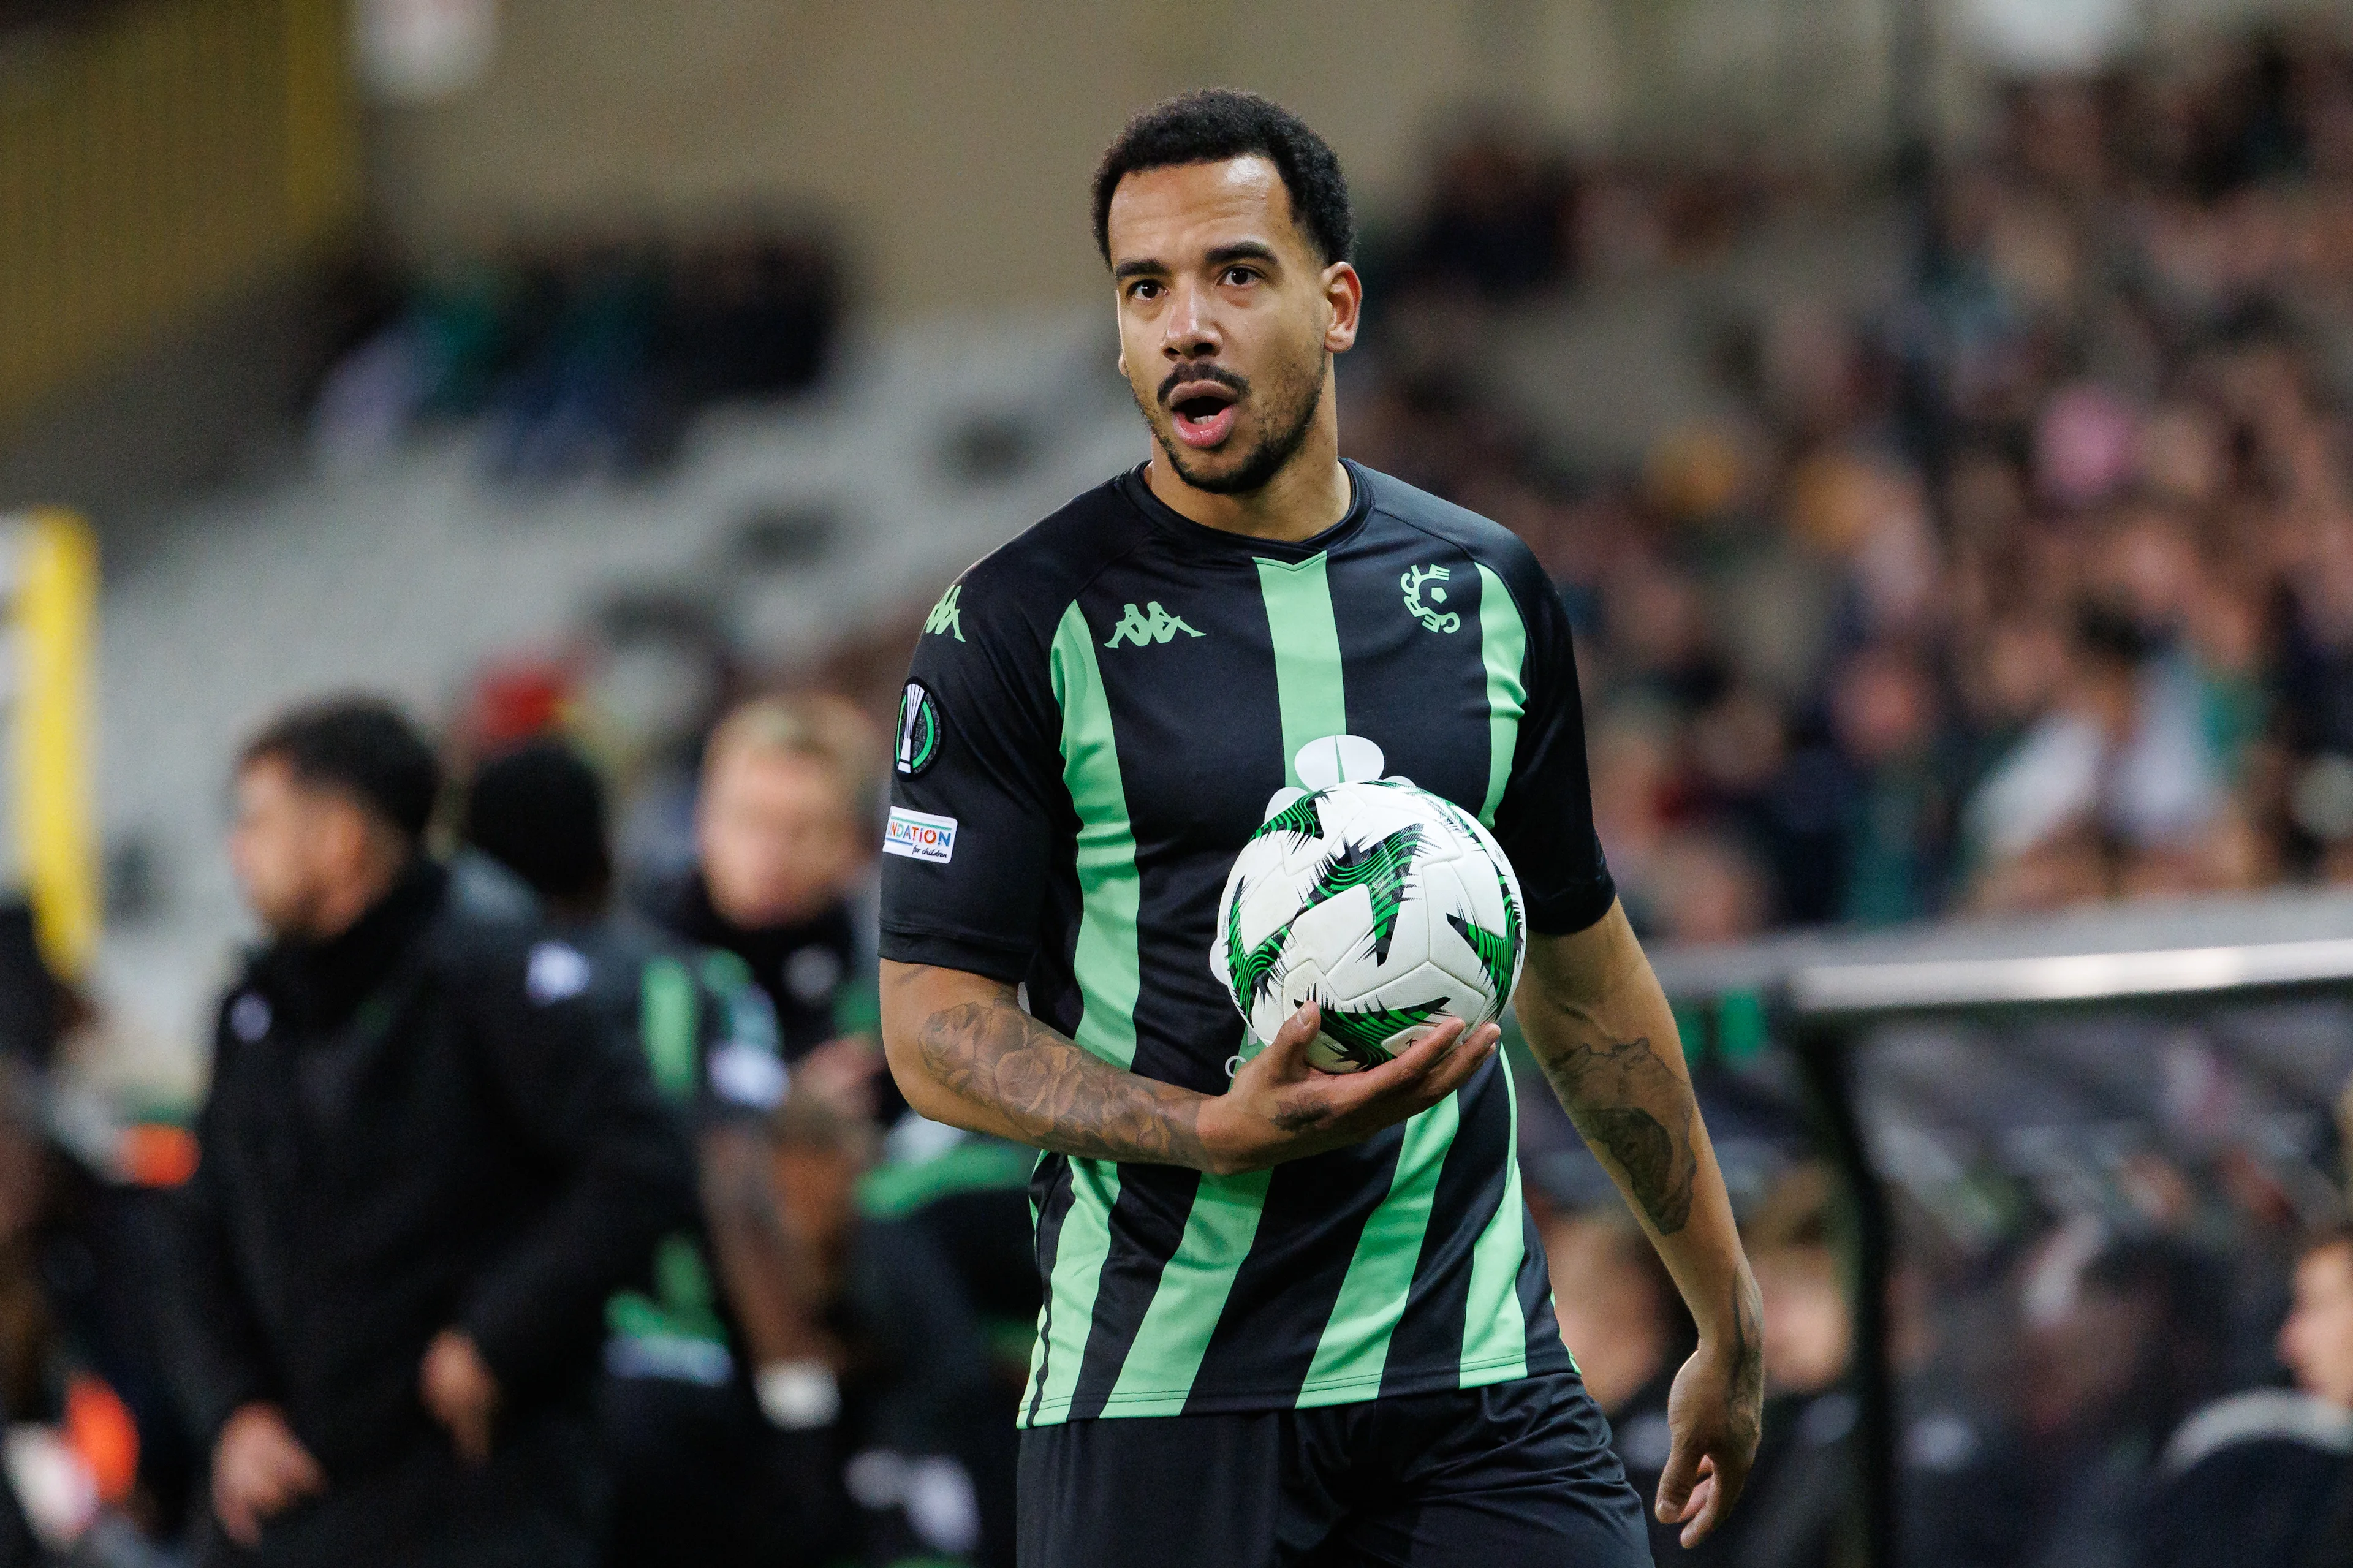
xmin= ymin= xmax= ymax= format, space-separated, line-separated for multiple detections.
xmin=1116 ymin=460 xmax=1371 ymax=564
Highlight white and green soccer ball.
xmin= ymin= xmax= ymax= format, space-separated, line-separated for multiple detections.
xmin=1211 ymin=738 xmax=1527 ymax=1074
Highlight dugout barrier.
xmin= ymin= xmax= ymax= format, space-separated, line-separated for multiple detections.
xmin=1650 ymin=891 xmax=2353 ymax=1568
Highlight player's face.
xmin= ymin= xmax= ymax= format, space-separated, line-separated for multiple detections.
xmin=2280 ymin=1241 xmax=2353 ymax=1410
xmin=697 ymin=746 xmax=864 ymax=929
xmin=1106 ymin=156 xmax=1359 ymax=496
xmin=227 ymin=757 xmax=369 ymax=939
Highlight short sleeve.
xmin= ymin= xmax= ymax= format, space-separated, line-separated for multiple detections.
xmin=878 ymin=588 xmax=1065 ymax=983
xmin=1489 ymin=563 xmax=1616 ymax=935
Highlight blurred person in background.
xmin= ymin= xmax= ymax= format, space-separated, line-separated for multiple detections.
xmin=766 ymin=1094 xmax=1000 ymax=1567
xmin=1702 ymin=1165 xmax=1854 ymax=1568
xmin=2145 ymin=1222 xmax=2353 ymax=1567
xmin=641 ymin=695 xmax=886 ymax=1123
xmin=459 ymin=740 xmax=841 ymax=1568
xmin=0 ymin=1063 xmax=184 ymax=1566
xmin=169 ymin=699 xmax=694 ymax=1567
xmin=1540 ymin=1203 xmax=1695 ymax=1563
xmin=2014 ymin=1230 xmax=2228 ymax=1568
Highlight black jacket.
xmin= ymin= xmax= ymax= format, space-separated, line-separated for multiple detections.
xmin=170 ymin=861 xmax=696 ymax=1480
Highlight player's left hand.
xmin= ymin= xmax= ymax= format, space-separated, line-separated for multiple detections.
xmin=1654 ymin=1301 xmax=1763 ymax=1547
xmin=420 ymin=1328 xmax=501 ymax=1464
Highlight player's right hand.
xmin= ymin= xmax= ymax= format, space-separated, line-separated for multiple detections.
xmin=212 ymin=1402 xmax=325 ymax=1547
xmin=1199 ymin=1002 xmax=1499 ymax=1173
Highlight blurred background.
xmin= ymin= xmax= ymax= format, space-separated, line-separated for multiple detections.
xmin=12 ymin=0 xmax=2353 ymax=1563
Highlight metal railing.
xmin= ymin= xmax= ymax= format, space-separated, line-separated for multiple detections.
xmin=1654 ymin=890 xmax=2353 ymax=1568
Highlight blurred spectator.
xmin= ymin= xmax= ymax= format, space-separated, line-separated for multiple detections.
xmin=2014 ymin=1229 xmax=2229 ymax=1568
xmin=0 ymin=1063 xmax=188 ymax=1565
xmin=1540 ymin=1204 xmax=1693 ymax=1563
xmin=639 ymin=695 xmax=885 ymax=1123
xmin=460 ymin=740 xmax=837 ymax=1568
xmin=168 ymin=699 xmax=694 ymax=1566
xmin=1706 ymin=1165 xmax=1855 ymax=1568
xmin=767 ymin=1095 xmax=998 ymax=1566
xmin=2143 ymin=1222 xmax=2353 ymax=1567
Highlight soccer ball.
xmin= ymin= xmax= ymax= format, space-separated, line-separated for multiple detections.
xmin=1212 ymin=775 xmax=1526 ymax=1074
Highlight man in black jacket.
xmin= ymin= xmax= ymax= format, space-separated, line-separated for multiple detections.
xmin=172 ymin=699 xmax=696 ymax=1567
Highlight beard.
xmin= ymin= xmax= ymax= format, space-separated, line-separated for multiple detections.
xmin=1133 ymin=347 xmax=1327 ymax=497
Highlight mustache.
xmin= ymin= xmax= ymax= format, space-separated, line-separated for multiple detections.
xmin=1158 ymin=363 xmax=1248 ymax=406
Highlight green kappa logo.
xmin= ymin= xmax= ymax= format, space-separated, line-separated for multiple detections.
xmin=1401 ymin=565 xmax=1460 ymax=633
xmin=924 ymin=584 xmax=965 ymax=642
xmin=1104 ymin=601 xmax=1203 ymax=648
xmin=895 ymin=681 xmax=942 ymax=776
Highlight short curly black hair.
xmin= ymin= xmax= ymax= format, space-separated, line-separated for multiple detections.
xmin=1092 ymin=89 xmax=1354 ymax=268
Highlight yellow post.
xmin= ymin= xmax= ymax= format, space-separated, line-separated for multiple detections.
xmin=15 ymin=512 xmax=98 ymax=979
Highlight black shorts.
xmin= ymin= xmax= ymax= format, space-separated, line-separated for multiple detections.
xmin=1015 ymin=1371 xmax=1650 ymax=1568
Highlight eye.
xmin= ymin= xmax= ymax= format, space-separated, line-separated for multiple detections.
xmin=1126 ymin=279 xmax=1163 ymax=301
xmin=1222 ymin=265 xmax=1260 ymax=286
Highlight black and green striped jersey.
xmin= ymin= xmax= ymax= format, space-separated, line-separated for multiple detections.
xmin=879 ymin=461 xmax=1611 ymax=1428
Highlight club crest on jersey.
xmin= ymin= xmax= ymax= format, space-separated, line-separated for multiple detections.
xmin=895 ymin=681 xmax=942 ymax=776
xmin=1400 ymin=565 xmax=1460 ymax=633
xmin=923 ymin=584 xmax=965 ymax=642
xmin=1104 ymin=601 xmax=1203 ymax=648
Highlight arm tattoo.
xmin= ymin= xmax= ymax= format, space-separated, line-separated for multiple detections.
xmin=916 ymin=990 xmax=1208 ymax=1168
xmin=1726 ymin=1275 xmax=1763 ymax=1443
xmin=1536 ymin=1035 xmax=1699 ymax=1235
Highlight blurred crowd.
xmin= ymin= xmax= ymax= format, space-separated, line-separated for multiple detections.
xmin=1347 ymin=30 xmax=2353 ymax=944
xmin=308 ymin=229 xmax=840 ymax=482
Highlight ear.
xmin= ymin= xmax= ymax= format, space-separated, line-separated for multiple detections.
xmin=1321 ymin=262 xmax=1363 ymax=355
xmin=1117 ymin=350 xmax=1129 ymax=379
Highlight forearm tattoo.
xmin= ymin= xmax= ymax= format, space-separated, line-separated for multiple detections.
xmin=1727 ymin=1274 xmax=1764 ymax=1439
xmin=916 ymin=989 xmax=1207 ymax=1168
xmin=1535 ymin=1034 xmax=1699 ymax=1235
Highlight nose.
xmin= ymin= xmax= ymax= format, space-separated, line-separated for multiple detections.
xmin=1161 ymin=278 xmax=1221 ymax=362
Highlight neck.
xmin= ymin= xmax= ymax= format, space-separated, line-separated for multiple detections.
xmin=1143 ymin=374 xmax=1350 ymax=543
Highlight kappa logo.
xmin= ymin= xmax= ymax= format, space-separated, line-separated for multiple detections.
xmin=1104 ymin=601 xmax=1203 ymax=648
xmin=1400 ymin=565 xmax=1460 ymax=634
xmin=924 ymin=584 xmax=965 ymax=642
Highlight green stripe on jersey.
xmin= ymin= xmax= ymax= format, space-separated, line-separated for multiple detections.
xmin=1098 ymin=1168 xmax=1273 ymax=1415
xmin=638 ymin=955 xmax=700 ymax=1104
xmin=1297 ymin=1099 xmax=1460 ymax=1403
xmin=1458 ymin=1065 xmax=1539 ymax=1382
xmin=1028 ymin=602 xmax=1144 ymax=1428
xmin=1024 ymin=1157 xmax=1121 ymax=1426
xmin=1253 ymin=555 xmax=1348 ymax=787
xmin=1253 ymin=551 xmax=1468 ymax=1404
xmin=1069 ymin=555 xmax=1347 ymax=1418
xmin=1050 ymin=603 xmax=1142 ymax=1069
xmin=1474 ymin=564 xmax=1526 ymax=825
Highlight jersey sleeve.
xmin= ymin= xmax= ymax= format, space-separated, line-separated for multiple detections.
xmin=1490 ymin=560 xmax=1617 ymax=935
xmin=879 ymin=586 xmax=1065 ymax=984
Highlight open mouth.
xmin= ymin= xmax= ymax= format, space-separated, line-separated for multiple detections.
xmin=1167 ymin=382 xmax=1240 ymax=449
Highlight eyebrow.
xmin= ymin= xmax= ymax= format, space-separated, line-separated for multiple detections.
xmin=1112 ymin=240 xmax=1283 ymax=282
xmin=1204 ymin=241 xmax=1279 ymax=268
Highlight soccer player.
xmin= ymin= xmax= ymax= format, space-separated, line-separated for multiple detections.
xmin=878 ymin=91 xmax=1762 ymax=1566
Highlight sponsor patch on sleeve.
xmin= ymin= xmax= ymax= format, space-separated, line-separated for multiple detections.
xmin=882 ymin=806 xmax=957 ymax=864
